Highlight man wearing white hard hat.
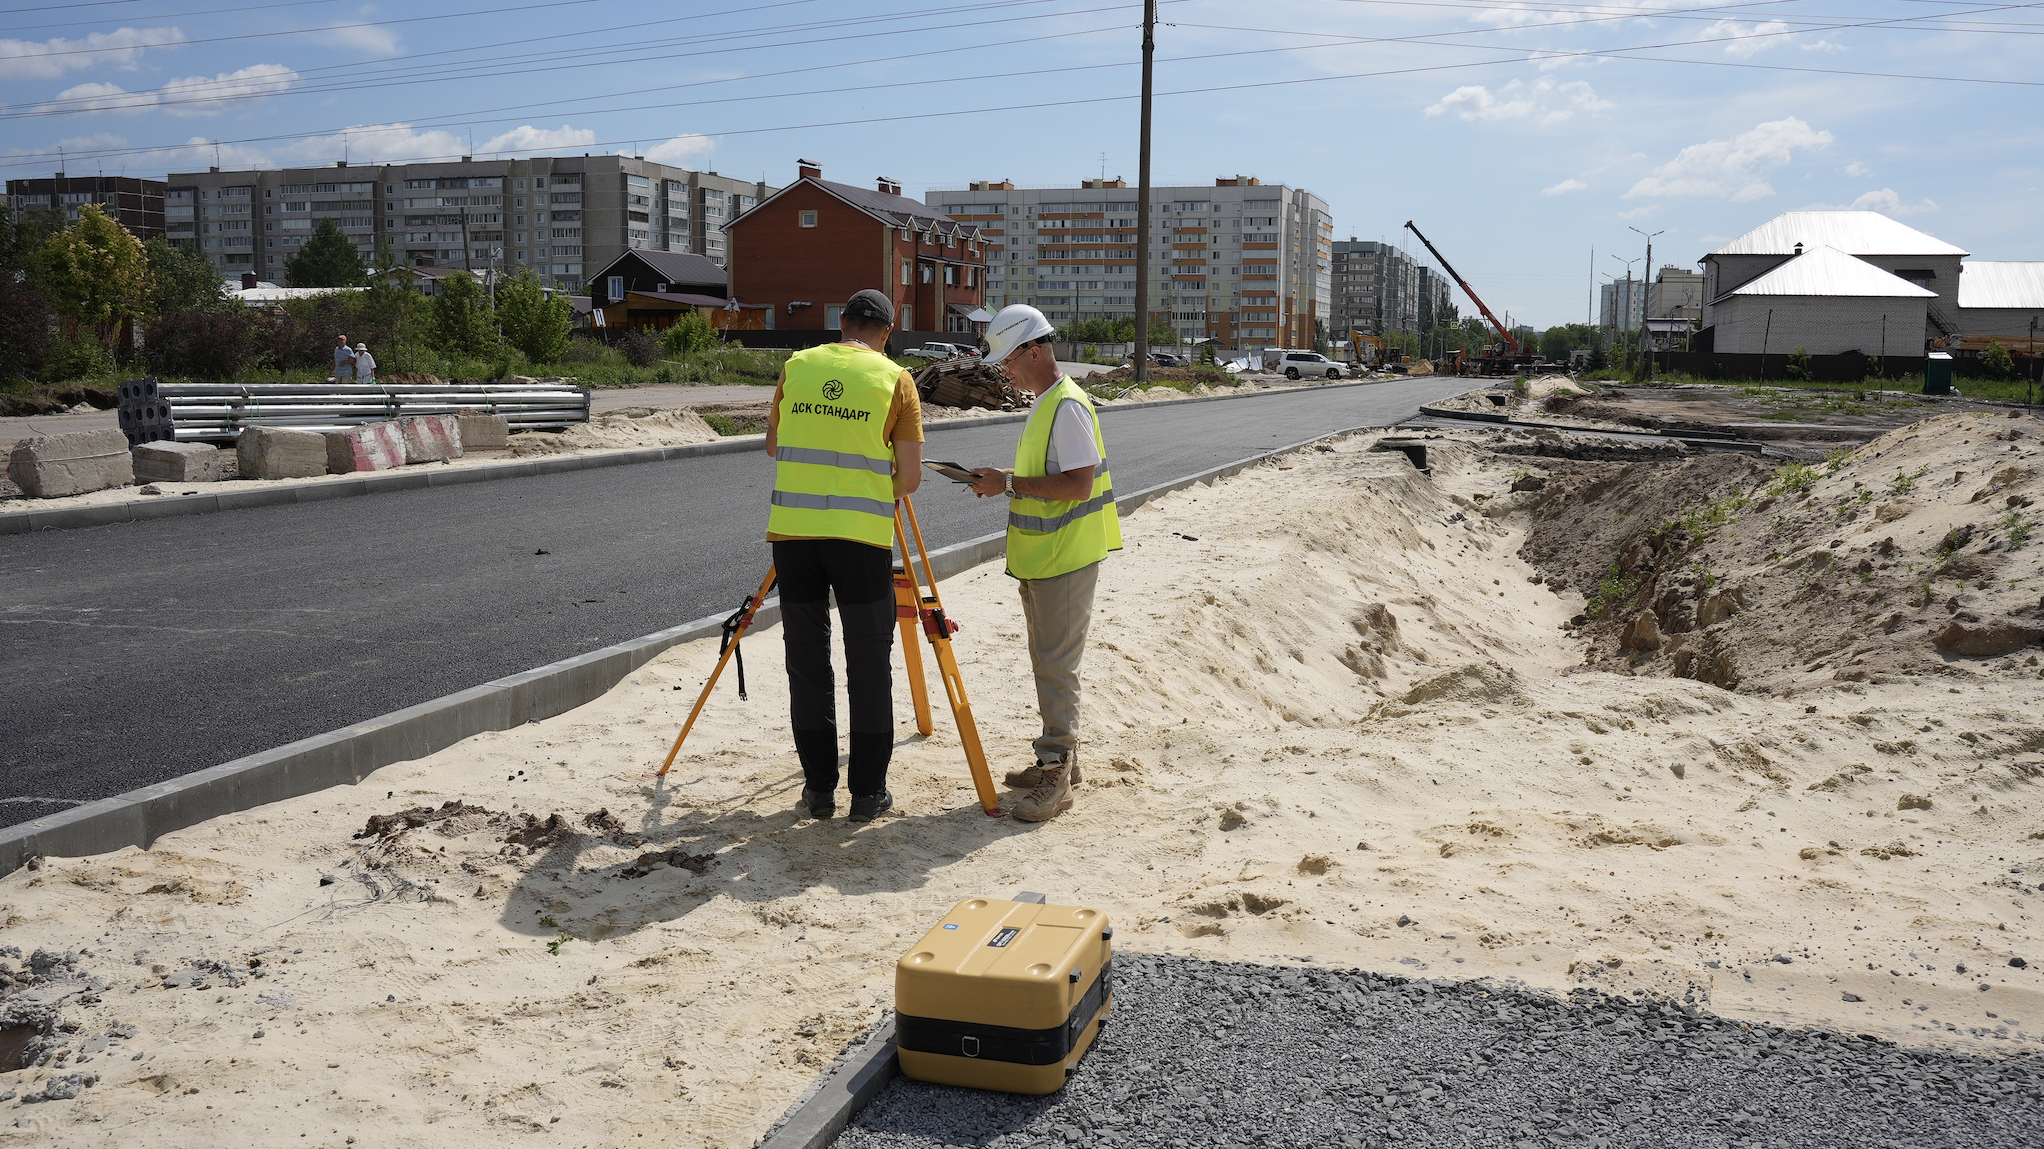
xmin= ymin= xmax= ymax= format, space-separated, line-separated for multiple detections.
xmin=967 ymin=304 xmax=1122 ymax=822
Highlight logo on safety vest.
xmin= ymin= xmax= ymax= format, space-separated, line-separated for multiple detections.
xmin=822 ymin=378 xmax=845 ymax=401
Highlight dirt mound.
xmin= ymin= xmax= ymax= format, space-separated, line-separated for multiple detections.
xmin=1087 ymin=365 xmax=1226 ymax=385
xmin=353 ymin=800 xmax=493 ymax=839
xmin=1517 ymin=411 xmax=2044 ymax=692
xmin=507 ymin=407 xmax=718 ymax=455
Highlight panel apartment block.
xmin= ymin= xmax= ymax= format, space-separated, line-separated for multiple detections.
xmin=165 ymin=157 xmax=770 ymax=290
xmin=7 ymin=175 xmax=166 ymax=240
xmin=930 ymin=176 xmax=1331 ymax=350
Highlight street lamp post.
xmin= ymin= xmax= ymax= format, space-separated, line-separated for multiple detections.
xmin=1629 ymin=226 xmax=1665 ymax=382
xmin=1608 ymin=254 xmax=1639 ymax=371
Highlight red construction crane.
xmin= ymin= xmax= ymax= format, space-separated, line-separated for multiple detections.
xmin=1403 ymin=219 xmax=1523 ymax=359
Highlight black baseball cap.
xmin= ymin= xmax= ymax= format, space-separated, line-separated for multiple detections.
xmin=843 ymin=288 xmax=894 ymax=326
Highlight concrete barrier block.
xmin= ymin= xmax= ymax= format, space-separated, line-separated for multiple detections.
xmin=399 ymin=414 xmax=463 ymax=463
xmin=7 ymin=427 xmax=135 ymax=498
xmin=324 ymin=422 xmax=405 ymax=474
xmin=237 ymin=426 xmax=327 ymax=480
xmin=132 ymin=439 xmax=225 ymax=483
xmin=456 ymin=412 xmax=509 ymax=450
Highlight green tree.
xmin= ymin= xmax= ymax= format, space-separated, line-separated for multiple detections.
xmin=431 ymin=270 xmax=497 ymax=357
xmin=658 ymin=307 xmax=718 ymax=358
xmin=284 ymin=218 xmax=366 ymax=288
xmin=496 ymin=267 xmax=573 ymax=363
xmin=1784 ymin=347 xmax=1813 ymax=382
xmin=356 ymin=245 xmax=425 ymax=363
xmin=1147 ymin=320 xmax=1178 ymax=348
xmin=144 ymin=236 xmax=227 ymax=314
xmin=35 ymin=204 xmax=150 ymax=348
xmin=1981 ymin=340 xmax=2015 ymax=380
xmin=2 ymin=200 xmax=66 ymax=276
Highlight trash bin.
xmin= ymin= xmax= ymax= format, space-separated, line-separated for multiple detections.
xmin=1924 ymin=351 xmax=1955 ymax=395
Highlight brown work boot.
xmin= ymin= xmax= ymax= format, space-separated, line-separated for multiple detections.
xmin=1003 ymin=756 xmax=1081 ymax=789
xmin=1010 ymin=761 xmax=1074 ymax=823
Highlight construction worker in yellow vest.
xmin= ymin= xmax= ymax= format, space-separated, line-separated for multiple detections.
xmin=967 ymin=304 xmax=1122 ymax=822
xmin=765 ymin=289 xmax=923 ymax=822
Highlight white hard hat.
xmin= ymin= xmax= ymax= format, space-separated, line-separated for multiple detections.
xmin=983 ymin=304 xmax=1054 ymax=365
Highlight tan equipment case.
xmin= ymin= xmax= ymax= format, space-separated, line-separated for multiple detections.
xmin=894 ymin=895 xmax=1113 ymax=1094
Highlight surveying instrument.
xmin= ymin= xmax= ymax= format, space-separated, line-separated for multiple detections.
xmin=654 ymin=494 xmax=1002 ymax=816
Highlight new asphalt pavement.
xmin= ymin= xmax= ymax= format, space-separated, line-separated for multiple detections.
xmin=0 ymin=376 xmax=1464 ymax=827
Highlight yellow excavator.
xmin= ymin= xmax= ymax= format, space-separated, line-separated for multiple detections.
xmin=1349 ymin=330 xmax=1407 ymax=371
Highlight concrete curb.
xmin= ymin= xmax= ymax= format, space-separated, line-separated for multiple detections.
xmin=756 ymin=1019 xmax=901 ymax=1149
xmin=0 ymin=377 xmax=1377 ymax=536
xmin=0 ymin=421 xmax=1373 ymax=877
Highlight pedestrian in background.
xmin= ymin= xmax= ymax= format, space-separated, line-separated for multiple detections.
xmin=353 ymin=342 xmax=376 ymax=384
xmin=765 ymin=289 xmax=923 ymax=822
xmin=968 ymin=304 xmax=1121 ymax=823
xmin=332 ymin=333 xmax=355 ymax=382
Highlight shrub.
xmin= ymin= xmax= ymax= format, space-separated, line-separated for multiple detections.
xmin=0 ymin=277 xmax=52 ymax=381
xmin=494 ymin=269 xmax=572 ymax=363
xmin=660 ymin=310 xmax=719 ymax=357
xmin=1784 ymin=347 xmax=1813 ymax=382
xmin=1981 ymin=340 xmax=2015 ymax=381
xmin=147 ymin=308 xmax=266 ymax=378
xmin=618 ymin=329 xmax=660 ymax=367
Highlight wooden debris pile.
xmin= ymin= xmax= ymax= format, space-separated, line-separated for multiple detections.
xmin=913 ymin=358 xmax=1020 ymax=410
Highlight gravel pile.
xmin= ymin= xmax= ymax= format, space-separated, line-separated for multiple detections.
xmin=833 ymin=953 xmax=2044 ymax=1149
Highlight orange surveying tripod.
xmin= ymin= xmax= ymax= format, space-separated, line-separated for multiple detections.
xmin=654 ymin=495 xmax=1002 ymax=816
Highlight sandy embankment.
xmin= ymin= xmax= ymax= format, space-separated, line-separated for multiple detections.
xmin=4 ymin=417 xmax=2042 ymax=1147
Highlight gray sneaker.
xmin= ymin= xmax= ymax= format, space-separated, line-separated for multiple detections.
xmin=848 ymin=789 xmax=893 ymax=823
xmin=1003 ymin=755 xmax=1082 ymax=789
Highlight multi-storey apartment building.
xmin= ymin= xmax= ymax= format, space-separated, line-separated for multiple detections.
xmin=6 ymin=175 xmax=166 ymax=240
xmin=164 ymin=156 xmax=771 ymax=290
xmin=1330 ymin=239 xmax=1420 ymax=337
xmin=930 ymin=175 xmax=1331 ymax=349
xmin=1415 ymin=266 xmax=1453 ymax=330
xmin=1600 ymin=276 xmax=1647 ymax=333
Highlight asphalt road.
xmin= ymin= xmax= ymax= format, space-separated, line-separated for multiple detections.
xmin=0 ymin=377 xmax=1462 ymax=827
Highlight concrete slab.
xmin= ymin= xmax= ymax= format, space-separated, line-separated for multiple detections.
xmin=132 ymin=439 xmax=225 ymax=483
xmin=399 ymin=414 xmax=463 ymax=463
xmin=237 ymin=427 xmax=327 ymax=479
xmin=7 ymin=427 xmax=135 ymax=498
xmin=324 ymin=422 xmax=405 ymax=473
xmin=455 ymin=412 xmax=509 ymax=450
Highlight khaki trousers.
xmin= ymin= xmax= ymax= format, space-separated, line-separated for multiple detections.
xmin=1015 ymin=561 xmax=1099 ymax=765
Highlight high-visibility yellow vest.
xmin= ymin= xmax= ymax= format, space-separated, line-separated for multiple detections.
xmin=1006 ymin=377 xmax=1121 ymax=580
xmin=768 ymin=343 xmax=900 ymax=548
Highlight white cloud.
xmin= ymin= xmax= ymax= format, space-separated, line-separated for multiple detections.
xmin=31 ymin=64 xmax=299 ymax=117
xmin=1844 ymin=161 xmax=1871 ymax=177
xmin=481 ymin=124 xmax=595 ymax=153
xmin=1617 ymin=205 xmax=1659 ymax=221
xmin=1804 ymin=188 xmax=1940 ymax=217
xmin=159 ymin=64 xmax=299 ymax=117
xmin=646 ymin=133 xmax=715 ymax=165
xmin=1424 ymin=77 xmax=1612 ymax=125
xmin=0 ymin=27 xmax=185 ymax=80
xmin=44 ymin=81 xmax=146 ymax=114
xmin=1626 ymin=117 xmax=1833 ymax=202
xmin=1705 ymin=19 xmax=1791 ymax=58
xmin=275 ymin=122 xmax=464 ymax=164
xmin=325 ymin=23 xmax=401 ymax=55
xmin=1543 ymin=178 xmax=1588 ymax=195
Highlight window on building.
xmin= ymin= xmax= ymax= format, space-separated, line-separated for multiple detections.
xmin=920 ymin=264 xmax=933 ymax=284
xmin=943 ymin=266 xmax=954 ymax=285
xmin=901 ymin=260 xmax=911 ymax=285
xmin=825 ymin=305 xmax=843 ymax=330
xmin=799 ymin=210 xmax=817 ymax=228
xmin=607 ymin=275 xmax=624 ymax=301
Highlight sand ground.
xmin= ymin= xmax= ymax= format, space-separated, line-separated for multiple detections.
xmin=3 ymin=426 xmax=2041 ymax=1147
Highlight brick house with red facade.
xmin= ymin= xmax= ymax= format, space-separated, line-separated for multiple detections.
xmin=727 ymin=161 xmax=986 ymax=335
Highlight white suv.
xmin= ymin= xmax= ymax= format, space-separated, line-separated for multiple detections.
xmin=1277 ymin=350 xmax=1343 ymax=380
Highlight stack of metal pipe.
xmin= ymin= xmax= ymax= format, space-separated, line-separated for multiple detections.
xmin=116 ymin=378 xmax=592 ymax=445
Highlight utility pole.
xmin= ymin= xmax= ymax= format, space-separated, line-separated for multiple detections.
xmin=1630 ymin=226 xmax=1665 ymax=381
xmin=1132 ymin=0 xmax=1156 ymax=384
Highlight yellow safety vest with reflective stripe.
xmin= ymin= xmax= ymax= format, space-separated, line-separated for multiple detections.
xmin=1006 ymin=377 xmax=1121 ymax=580
xmin=768 ymin=343 xmax=899 ymax=549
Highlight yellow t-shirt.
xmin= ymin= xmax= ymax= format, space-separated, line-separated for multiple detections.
xmin=765 ymin=356 xmax=923 ymax=543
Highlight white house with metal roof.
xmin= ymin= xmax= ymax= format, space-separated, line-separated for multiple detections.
xmin=1702 ymin=211 xmax=1967 ymax=347
xmin=1707 ymin=244 xmax=1935 ymax=356
xmin=1955 ymin=261 xmax=2044 ymax=346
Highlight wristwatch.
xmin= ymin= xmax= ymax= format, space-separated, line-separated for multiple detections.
xmin=1003 ymin=473 xmax=1016 ymax=498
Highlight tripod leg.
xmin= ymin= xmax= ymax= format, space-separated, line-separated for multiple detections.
xmin=656 ymin=566 xmax=777 ymax=777
xmin=894 ymin=564 xmax=934 ymax=737
xmin=898 ymin=497 xmax=1002 ymax=816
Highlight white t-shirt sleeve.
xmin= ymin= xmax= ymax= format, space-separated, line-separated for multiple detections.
xmin=1042 ymin=398 xmax=1101 ymax=475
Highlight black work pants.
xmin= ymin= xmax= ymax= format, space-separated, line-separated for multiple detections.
xmin=773 ymin=538 xmax=896 ymax=796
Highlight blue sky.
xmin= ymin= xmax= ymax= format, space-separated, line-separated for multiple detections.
xmin=3 ymin=0 xmax=2038 ymax=326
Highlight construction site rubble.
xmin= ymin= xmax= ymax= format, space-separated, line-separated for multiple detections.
xmin=6 ymin=428 xmax=133 ymax=498
xmin=131 ymin=439 xmax=224 ymax=483
xmin=912 ymin=358 xmax=1021 ymax=410
xmin=235 ymin=426 xmax=326 ymax=480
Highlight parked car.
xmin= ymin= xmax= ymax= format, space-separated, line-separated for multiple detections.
xmin=1275 ymin=350 xmax=1344 ymax=380
xmin=905 ymin=342 xmax=965 ymax=362
xmin=1151 ymin=352 xmax=1185 ymax=367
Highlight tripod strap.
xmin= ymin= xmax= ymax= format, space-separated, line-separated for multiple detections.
xmin=720 ymin=596 xmax=752 ymax=701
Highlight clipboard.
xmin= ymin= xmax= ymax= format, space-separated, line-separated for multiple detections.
xmin=925 ymin=460 xmax=979 ymax=484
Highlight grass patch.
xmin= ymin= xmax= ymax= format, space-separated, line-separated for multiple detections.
xmin=2002 ymin=508 xmax=2034 ymax=550
xmin=1662 ymin=492 xmax=1751 ymax=544
xmin=1585 ymin=560 xmax=1643 ymax=620
xmin=1764 ymin=462 xmax=1822 ymax=498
